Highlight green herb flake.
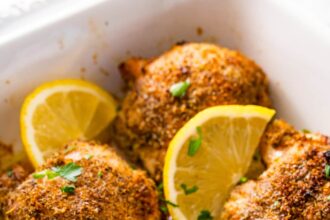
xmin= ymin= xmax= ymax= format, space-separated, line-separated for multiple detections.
xmin=45 ymin=170 xmax=59 ymax=179
xmin=327 ymin=195 xmax=330 ymax=201
xmin=52 ymin=162 xmax=83 ymax=182
xmin=32 ymin=171 xmax=47 ymax=179
xmin=130 ymin=164 xmax=137 ymax=170
xmin=157 ymin=182 xmax=164 ymax=191
xmin=180 ymin=183 xmax=198 ymax=195
xmin=160 ymin=205 xmax=168 ymax=213
xmin=85 ymin=154 xmax=93 ymax=160
xmin=325 ymin=164 xmax=330 ymax=179
xmin=97 ymin=171 xmax=103 ymax=178
xmin=161 ymin=199 xmax=179 ymax=208
xmin=272 ymin=201 xmax=280 ymax=208
xmin=198 ymin=210 xmax=213 ymax=220
xmin=188 ymin=126 xmax=202 ymax=157
xmin=32 ymin=169 xmax=59 ymax=180
xmin=6 ymin=169 xmax=13 ymax=177
xmin=239 ymin=177 xmax=248 ymax=184
xmin=301 ymin=128 xmax=311 ymax=133
xmin=60 ymin=185 xmax=75 ymax=194
xmin=170 ymin=80 xmax=191 ymax=98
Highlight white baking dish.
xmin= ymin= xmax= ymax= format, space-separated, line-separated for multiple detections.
xmin=1 ymin=0 xmax=330 ymax=154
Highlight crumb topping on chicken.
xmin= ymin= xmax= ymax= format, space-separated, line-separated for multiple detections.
xmin=113 ymin=42 xmax=272 ymax=181
xmin=222 ymin=120 xmax=330 ymax=219
xmin=4 ymin=141 xmax=160 ymax=220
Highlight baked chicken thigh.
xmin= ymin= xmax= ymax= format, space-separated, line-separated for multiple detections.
xmin=113 ymin=42 xmax=272 ymax=181
xmin=222 ymin=120 xmax=330 ymax=219
xmin=4 ymin=141 xmax=160 ymax=220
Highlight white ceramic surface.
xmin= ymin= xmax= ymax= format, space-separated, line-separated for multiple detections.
xmin=0 ymin=0 xmax=330 ymax=153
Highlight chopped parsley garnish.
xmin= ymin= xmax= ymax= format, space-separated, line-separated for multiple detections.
xmin=327 ymin=195 xmax=330 ymax=201
xmin=157 ymin=182 xmax=164 ymax=191
xmin=160 ymin=199 xmax=178 ymax=208
xmin=272 ymin=201 xmax=280 ymax=209
xmin=239 ymin=177 xmax=248 ymax=184
xmin=188 ymin=127 xmax=202 ymax=156
xmin=157 ymin=183 xmax=169 ymax=213
xmin=52 ymin=162 xmax=83 ymax=182
xmin=33 ymin=170 xmax=59 ymax=180
xmin=180 ymin=183 xmax=198 ymax=195
xmin=33 ymin=162 xmax=82 ymax=182
xmin=301 ymin=128 xmax=311 ymax=133
xmin=6 ymin=169 xmax=13 ymax=177
xmin=325 ymin=164 xmax=330 ymax=179
xmin=32 ymin=170 xmax=47 ymax=179
xmin=160 ymin=205 xmax=168 ymax=213
xmin=45 ymin=170 xmax=60 ymax=179
xmin=130 ymin=164 xmax=137 ymax=170
xmin=170 ymin=80 xmax=190 ymax=98
xmin=85 ymin=154 xmax=93 ymax=160
xmin=198 ymin=210 xmax=213 ymax=220
xmin=97 ymin=171 xmax=103 ymax=178
xmin=61 ymin=185 xmax=75 ymax=194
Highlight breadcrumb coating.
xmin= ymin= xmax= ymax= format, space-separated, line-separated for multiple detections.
xmin=222 ymin=120 xmax=330 ymax=219
xmin=4 ymin=141 xmax=160 ymax=220
xmin=0 ymin=165 xmax=29 ymax=218
xmin=112 ymin=42 xmax=272 ymax=181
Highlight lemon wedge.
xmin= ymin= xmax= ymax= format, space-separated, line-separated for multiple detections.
xmin=21 ymin=79 xmax=116 ymax=167
xmin=163 ymin=105 xmax=275 ymax=219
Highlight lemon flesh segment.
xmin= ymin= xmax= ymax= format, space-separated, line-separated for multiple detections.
xmin=164 ymin=105 xmax=275 ymax=220
xmin=21 ymin=79 xmax=117 ymax=167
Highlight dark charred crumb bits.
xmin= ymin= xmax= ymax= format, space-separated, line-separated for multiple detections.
xmin=304 ymin=191 xmax=313 ymax=199
xmin=175 ymin=40 xmax=187 ymax=46
xmin=180 ymin=67 xmax=189 ymax=75
xmin=324 ymin=150 xmax=330 ymax=164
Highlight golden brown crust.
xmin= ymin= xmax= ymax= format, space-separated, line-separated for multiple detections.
xmin=259 ymin=120 xmax=298 ymax=167
xmin=260 ymin=120 xmax=329 ymax=167
xmin=222 ymin=122 xmax=330 ymax=220
xmin=112 ymin=43 xmax=272 ymax=181
xmin=4 ymin=141 xmax=160 ymax=220
xmin=0 ymin=165 xmax=29 ymax=217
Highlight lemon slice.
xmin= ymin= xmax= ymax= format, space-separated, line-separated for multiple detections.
xmin=21 ymin=79 xmax=117 ymax=167
xmin=164 ymin=105 xmax=275 ymax=219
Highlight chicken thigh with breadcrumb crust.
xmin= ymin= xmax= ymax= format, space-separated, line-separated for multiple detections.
xmin=4 ymin=141 xmax=160 ymax=220
xmin=222 ymin=120 xmax=330 ymax=219
xmin=112 ymin=42 xmax=272 ymax=181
